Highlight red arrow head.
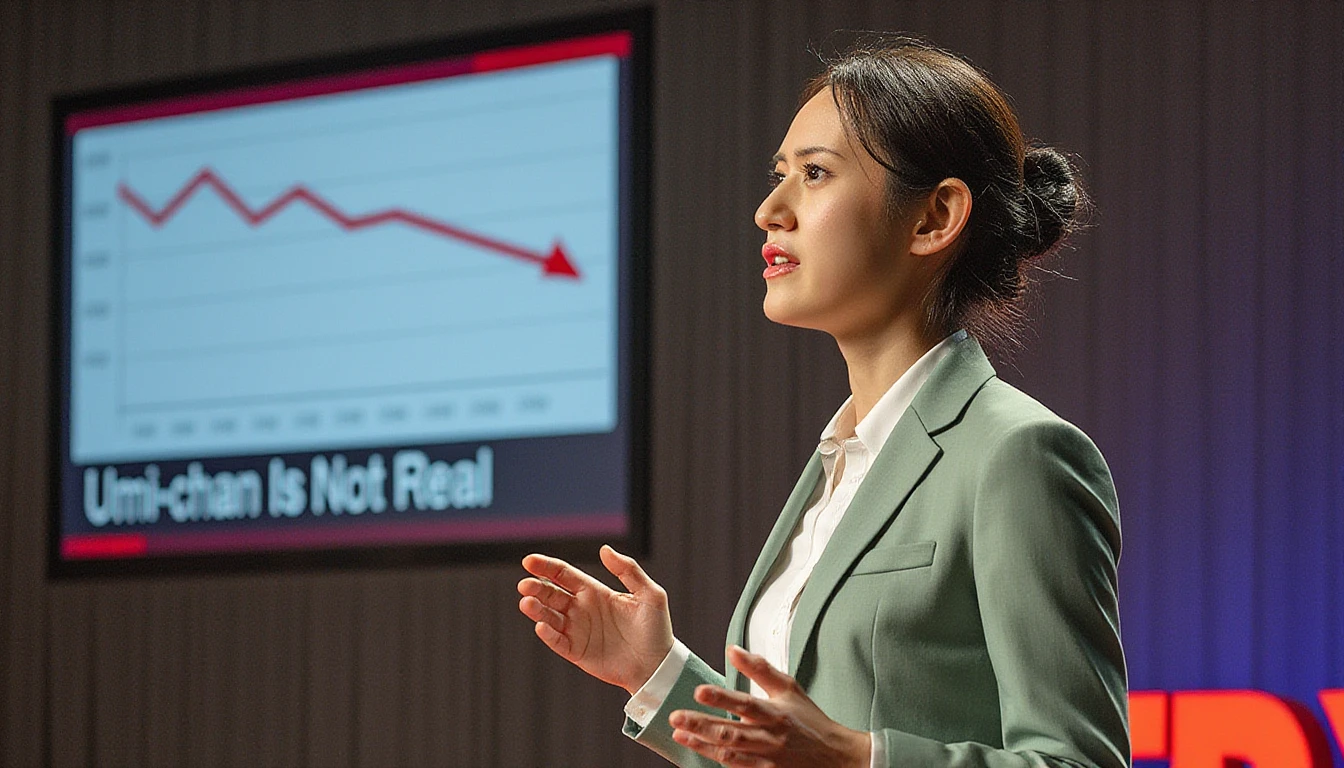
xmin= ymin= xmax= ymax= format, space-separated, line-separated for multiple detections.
xmin=543 ymin=243 xmax=581 ymax=278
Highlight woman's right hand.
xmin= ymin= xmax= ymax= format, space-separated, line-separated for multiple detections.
xmin=518 ymin=545 xmax=674 ymax=694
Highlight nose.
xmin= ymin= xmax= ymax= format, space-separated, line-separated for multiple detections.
xmin=755 ymin=184 xmax=795 ymax=232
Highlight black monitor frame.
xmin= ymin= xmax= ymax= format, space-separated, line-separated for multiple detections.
xmin=48 ymin=8 xmax=653 ymax=579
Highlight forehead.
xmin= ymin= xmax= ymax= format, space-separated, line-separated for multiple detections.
xmin=777 ymin=90 xmax=847 ymax=153
xmin=774 ymin=89 xmax=876 ymax=168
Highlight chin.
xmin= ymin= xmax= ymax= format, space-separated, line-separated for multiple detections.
xmin=762 ymin=293 xmax=823 ymax=331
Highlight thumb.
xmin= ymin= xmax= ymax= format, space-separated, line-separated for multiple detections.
xmin=599 ymin=545 xmax=663 ymax=600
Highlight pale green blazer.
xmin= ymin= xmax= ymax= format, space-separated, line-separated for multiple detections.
xmin=624 ymin=336 xmax=1129 ymax=768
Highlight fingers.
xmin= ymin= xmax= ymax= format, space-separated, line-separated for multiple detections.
xmin=517 ymin=572 xmax=575 ymax=652
xmin=670 ymin=711 xmax=783 ymax=749
xmin=692 ymin=685 xmax=779 ymax=724
xmin=670 ymin=710 xmax=783 ymax=762
xmin=532 ymin=619 xmax=572 ymax=656
xmin=672 ymin=731 xmax=774 ymax=767
xmin=520 ymin=585 xmax=575 ymax=660
xmin=599 ymin=545 xmax=666 ymax=603
xmin=727 ymin=645 xmax=795 ymax=696
xmin=518 ymin=593 xmax=566 ymax=630
xmin=727 ymin=645 xmax=800 ymax=698
xmin=517 ymin=577 xmax=574 ymax=614
xmin=521 ymin=553 xmax=598 ymax=596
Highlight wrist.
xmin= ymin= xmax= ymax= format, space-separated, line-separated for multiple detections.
xmin=623 ymin=638 xmax=677 ymax=695
xmin=847 ymin=726 xmax=873 ymax=768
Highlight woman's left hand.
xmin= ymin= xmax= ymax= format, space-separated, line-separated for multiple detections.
xmin=669 ymin=645 xmax=871 ymax=768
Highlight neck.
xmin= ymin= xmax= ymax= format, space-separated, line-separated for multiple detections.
xmin=837 ymin=318 xmax=943 ymax=424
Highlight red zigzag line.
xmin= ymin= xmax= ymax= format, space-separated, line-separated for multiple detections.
xmin=115 ymin=167 xmax=580 ymax=277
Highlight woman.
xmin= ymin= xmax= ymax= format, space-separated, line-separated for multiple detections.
xmin=518 ymin=38 xmax=1127 ymax=768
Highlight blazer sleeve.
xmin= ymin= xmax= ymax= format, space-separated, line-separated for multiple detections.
xmin=622 ymin=650 xmax=729 ymax=768
xmin=880 ymin=419 xmax=1129 ymax=768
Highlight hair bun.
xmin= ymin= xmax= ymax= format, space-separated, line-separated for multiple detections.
xmin=1020 ymin=146 xmax=1084 ymax=260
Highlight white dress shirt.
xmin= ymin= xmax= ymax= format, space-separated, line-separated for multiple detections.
xmin=626 ymin=332 xmax=963 ymax=768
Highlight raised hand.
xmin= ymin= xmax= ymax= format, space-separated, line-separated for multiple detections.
xmin=518 ymin=545 xmax=674 ymax=694
xmin=669 ymin=645 xmax=871 ymax=768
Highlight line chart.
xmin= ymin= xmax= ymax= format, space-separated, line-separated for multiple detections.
xmin=67 ymin=52 xmax=622 ymax=464
xmin=116 ymin=167 xmax=581 ymax=278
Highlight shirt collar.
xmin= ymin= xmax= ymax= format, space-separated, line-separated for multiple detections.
xmin=818 ymin=330 xmax=967 ymax=457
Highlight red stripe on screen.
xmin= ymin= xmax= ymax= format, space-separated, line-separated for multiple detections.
xmin=65 ymin=57 xmax=474 ymax=134
xmin=62 ymin=533 xmax=150 ymax=560
xmin=470 ymin=31 xmax=631 ymax=74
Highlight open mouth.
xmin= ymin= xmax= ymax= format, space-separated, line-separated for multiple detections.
xmin=761 ymin=242 xmax=798 ymax=266
xmin=762 ymin=243 xmax=799 ymax=279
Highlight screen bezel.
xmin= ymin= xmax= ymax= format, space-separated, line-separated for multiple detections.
xmin=48 ymin=8 xmax=653 ymax=579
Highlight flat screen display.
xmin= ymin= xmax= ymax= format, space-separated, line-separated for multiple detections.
xmin=50 ymin=11 xmax=650 ymax=576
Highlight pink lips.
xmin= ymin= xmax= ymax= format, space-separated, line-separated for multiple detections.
xmin=762 ymin=243 xmax=799 ymax=279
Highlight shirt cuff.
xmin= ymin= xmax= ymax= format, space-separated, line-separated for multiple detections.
xmin=870 ymin=730 xmax=885 ymax=768
xmin=623 ymin=639 xmax=691 ymax=728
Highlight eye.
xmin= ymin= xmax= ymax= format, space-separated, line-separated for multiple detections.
xmin=801 ymin=162 xmax=829 ymax=182
xmin=766 ymin=169 xmax=786 ymax=188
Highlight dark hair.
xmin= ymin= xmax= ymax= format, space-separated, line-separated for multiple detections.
xmin=801 ymin=37 xmax=1088 ymax=348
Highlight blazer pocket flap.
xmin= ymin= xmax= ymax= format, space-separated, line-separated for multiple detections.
xmin=851 ymin=540 xmax=936 ymax=575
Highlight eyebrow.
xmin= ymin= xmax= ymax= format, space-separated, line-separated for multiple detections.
xmin=770 ymin=145 xmax=846 ymax=164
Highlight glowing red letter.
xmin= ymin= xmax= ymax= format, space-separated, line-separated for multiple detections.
xmin=1171 ymin=690 xmax=1332 ymax=768
xmin=1130 ymin=690 xmax=1170 ymax=760
xmin=1319 ymin=690 xmax=1344 ymax=758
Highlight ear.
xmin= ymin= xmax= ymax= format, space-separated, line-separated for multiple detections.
xmin=909 ymin=178 xmax=972 ymax=257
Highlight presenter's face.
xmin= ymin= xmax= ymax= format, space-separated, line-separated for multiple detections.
xmin=755 ymin=90 xmax=923 ymax=339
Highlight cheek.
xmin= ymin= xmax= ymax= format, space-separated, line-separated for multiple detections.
xmin=808 ymin=202 xmax=895 ymax=280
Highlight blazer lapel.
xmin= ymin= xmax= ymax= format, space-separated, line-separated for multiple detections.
xmin=725 ymin=452 xmax=823 ymax=692
xmin=785 ymin=416 xmax=941 ymax=677
xmin=786 ymin=336 xmax=997 ymax=678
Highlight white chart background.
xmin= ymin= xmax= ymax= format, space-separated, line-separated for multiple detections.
xmin=69 ymin=56 xmax=621 ymax=464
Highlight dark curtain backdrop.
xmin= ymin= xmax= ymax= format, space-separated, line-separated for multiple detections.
xmin=2 ymin=1 xmax=1341 ymax=766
